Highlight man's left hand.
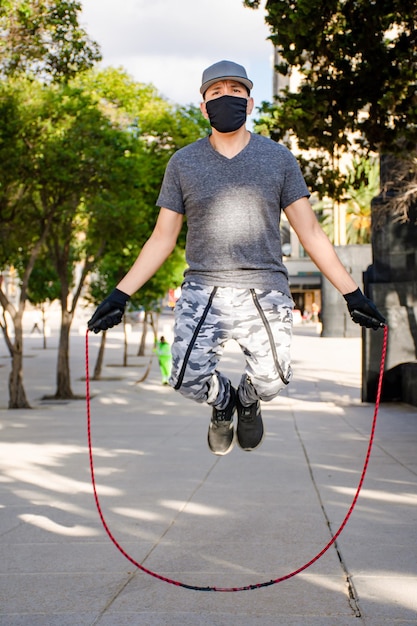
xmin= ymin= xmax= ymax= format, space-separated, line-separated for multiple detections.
xmin=343 ymin=288 xmax=386 ymax=330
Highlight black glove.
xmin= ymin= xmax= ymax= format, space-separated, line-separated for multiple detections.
xmin=87 ymin=288 xmax=130 ymax=333
xmin=343 ymin=288 xmax=386 ymax=330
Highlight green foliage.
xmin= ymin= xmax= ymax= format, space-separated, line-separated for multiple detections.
xmin=0 ymin=0 xmax=101 ymax=82
xmin=27 ymin=252 xmax=61 ymax=306
xmin=0 ymin=48 xmax=208 ymax=402
xmin=317 ymin=157 xmax=379 ymax=244
xmin=0 ymin=75 xmax=136 ymax=317
xmin=247 ymin=0 xmax=417 ymax=198
xmin=0 ymin=68 xmax=208 ymax=311
xmin=81 ymin=68 xmax=208 ymax=308
xmin=0 ymin=5 xmax=210 ymax=404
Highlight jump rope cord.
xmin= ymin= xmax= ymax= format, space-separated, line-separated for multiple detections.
xmin=86 ymin=324 xmax=388 ymax=592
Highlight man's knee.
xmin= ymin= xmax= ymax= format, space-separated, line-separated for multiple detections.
xmin=240 ymin=369 xmax=292 ymax=404
xmin=170 ymin=371 xmax=230 ymax=407
xmin=257 ymin=380 xmax=288 ymax=402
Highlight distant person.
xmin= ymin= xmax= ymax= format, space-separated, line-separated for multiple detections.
xmin=154 ymin=336 xmax=172 ymax=385
xmin=31 ymin=310 xmax=42 ymax=334
xmin=88 ymin=60 xmax=385 ymax=456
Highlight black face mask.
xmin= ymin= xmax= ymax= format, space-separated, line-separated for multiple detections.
xmin=205 ymin=95 xmax=248 ymax=133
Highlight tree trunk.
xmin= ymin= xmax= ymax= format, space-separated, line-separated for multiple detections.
xmin=122 ymin=318 xmax=128 ymax=366
xmin=8 ymin=320 xmax=30 ymax=409
xmin=41 ymin=305 xmax=48 ymax=350
xmin=138 ymin=311 xmax=149 ymax=356
xmin=0 ymin=294 xmax=30 ymax=409
xmin=0 ymin=204 xmax=55 ymax=408
xmin=52 ymin=250 xmax=95 ymax=399
xmin=93 ymin=331 xmax=106 ymax=379
xmin=54 ymin=308 xmax=76 ymax=399
xmin=151 ymin=311 xmax=159 ymax=343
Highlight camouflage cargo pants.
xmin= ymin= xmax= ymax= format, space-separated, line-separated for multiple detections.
xmin=169 ymin=282 xmax=293 ymax=409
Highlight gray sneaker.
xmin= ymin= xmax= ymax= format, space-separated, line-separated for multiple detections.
xmin=208 ymin=388 xmax=236 ymax=456
xmin=236 ymin=395 xmax=264 ymax=451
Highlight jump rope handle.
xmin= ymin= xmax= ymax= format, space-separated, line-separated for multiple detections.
xmin=351 ymin=309 xmax=387 ymax=329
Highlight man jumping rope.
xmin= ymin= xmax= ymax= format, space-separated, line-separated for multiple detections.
xmin=88 ymin=60 xmax=385 ymax=457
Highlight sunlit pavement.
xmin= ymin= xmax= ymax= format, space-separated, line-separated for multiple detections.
xmin=0 ymin=312 xmax=416 ymax=625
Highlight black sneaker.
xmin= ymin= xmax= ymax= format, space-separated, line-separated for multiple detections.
xmin=208 ymin=388 xmax=236 ymax=456
xmin=236 ymin=395 xmax=264 ymax=451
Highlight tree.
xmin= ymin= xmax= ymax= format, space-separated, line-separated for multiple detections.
xmin=81 ymin=69 xmax=208 ymax=377
xmin=0 ymin=0 xmax=101 ymax=81
xmin=0 ymin=77 xmax=137 ymax=404
xmin=246 ymin=0 xmax=417 ymax=199
xmin=0 ymin=67 xmax=208 ymax=407
xmin=0 ymin=0 xmax=100 ymax=408
xmin=344 ymin=157 xmax=379 ymax=244
xmin=245 ymin=0 xmax=417 ymax=385
xmin=37 ymin=79 xmax=151 ymax=399
xmin=0 ymin=77 xmax=58 ymax=407
xmin=318 ymin=157 xmax=379 ymax=244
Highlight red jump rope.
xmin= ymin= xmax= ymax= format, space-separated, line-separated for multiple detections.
xmin=85 ymin=324 xmax=388 ymax=592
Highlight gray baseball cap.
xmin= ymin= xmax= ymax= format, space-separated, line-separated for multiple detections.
xmin=200 ymin=60 xmax=253 ymax=96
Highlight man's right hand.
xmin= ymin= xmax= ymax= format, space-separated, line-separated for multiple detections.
xmin=87 ymin=288 xmax=130 ymax=333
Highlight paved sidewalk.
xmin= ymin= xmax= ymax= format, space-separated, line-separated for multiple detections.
xmin=0 ymin=316 xmax=416 ymax=625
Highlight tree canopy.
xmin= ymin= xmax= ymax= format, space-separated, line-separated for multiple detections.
xmin=0 ymin=0 xmax=101 ymax=81
xmin=0 ymin=65 xmax=209 ymax=406
xmin=246 ymin=0 xmax=417 ymax=198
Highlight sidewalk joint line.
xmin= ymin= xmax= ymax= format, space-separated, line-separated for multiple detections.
xmin=140 ymin=457 xmax=221 ymax=566
xmin=291 ymin=402 xmax=362 ymax=618
xmin=91 ymin=570 xmax=137 ymax=625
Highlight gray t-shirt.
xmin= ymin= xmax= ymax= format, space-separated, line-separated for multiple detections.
xmin=156 ymin=133 xmax=310 ymax=294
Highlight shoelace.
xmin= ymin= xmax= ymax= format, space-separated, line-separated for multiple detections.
xmin=213 ymin=408 xmax=232 ymax=422
xmin=239 ymin=402 xmax=259 ymax=422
